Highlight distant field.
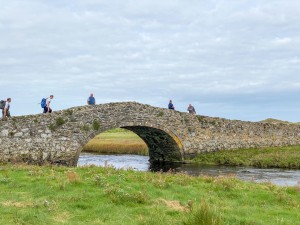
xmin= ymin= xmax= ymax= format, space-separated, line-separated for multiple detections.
xmin=83 ymin=128 xmax=148 ymax=155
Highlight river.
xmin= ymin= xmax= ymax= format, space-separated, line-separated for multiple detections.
xmin=78 ymin=153 xmax=300 ymax=187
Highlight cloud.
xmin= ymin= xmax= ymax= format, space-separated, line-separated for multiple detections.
xmin=271 ymin=37 xmax=292 ymax=45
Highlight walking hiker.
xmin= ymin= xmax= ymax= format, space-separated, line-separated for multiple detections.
xmin=187 ymin=104 xmax=196 ymax=114
xmin=1 ymin=98 xmax=11 ymax=118
xmin=87 ymin=93 xmax=96 ymax=105
xmin=41 ymin=95 xmax=54 ymax=113
xmin=168 ymin=100 xmax=175 ymax=110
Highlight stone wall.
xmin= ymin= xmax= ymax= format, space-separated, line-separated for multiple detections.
xmin=195 ymin=115 xmax=300 ymax=156
xmin=0 ymin=102 xmax=299 ymax=166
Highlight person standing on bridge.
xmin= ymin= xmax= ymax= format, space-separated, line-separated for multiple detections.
xmin=1 ymin=98 xmax=11 ymax=118
xmin=43 ymin=95 xmax=54 ymax=113
xmin=168 ymin=100 xmax=175 ymax=110
xmin=187 ymin=104 xmax=196 ymax=114
xmin=87 ymin=93 xmax=96 ymax=106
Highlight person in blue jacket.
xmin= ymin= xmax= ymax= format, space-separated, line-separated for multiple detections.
xmin=168 ymin=100 xmax=175 ymax=110
xmin=87 ymin=93 xmax=96 ymax=105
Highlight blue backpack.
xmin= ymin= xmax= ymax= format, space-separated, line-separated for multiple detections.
xmin=41 ymin=98 xmax=47 ymax=108
xmin=0 ymin=100 xmax=6 ymax=109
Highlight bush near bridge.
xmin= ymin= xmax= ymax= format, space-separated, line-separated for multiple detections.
xmin=0 ymin=164 xmax=300 ymax=225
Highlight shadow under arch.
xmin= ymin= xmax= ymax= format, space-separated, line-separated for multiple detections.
xmin=77 ymin=123 xmax=184 ymax=164
xmin=122 ymin=126 xmax=183 ymax=162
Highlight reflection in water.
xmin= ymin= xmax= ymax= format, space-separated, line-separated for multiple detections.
xmin=78 ymin=153 xmax=300 ymax=187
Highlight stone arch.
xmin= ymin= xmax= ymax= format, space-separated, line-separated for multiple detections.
xmin=76 ymin=122 xmax=184 ymax=164
xmin=0 ymin=102 xmax=198 ymax=167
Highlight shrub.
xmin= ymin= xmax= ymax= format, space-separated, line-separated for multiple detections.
xmin=93 ymin=120 xmax=100 ymax=131
xmin=56 ymin=117 xmax=65 ymax=127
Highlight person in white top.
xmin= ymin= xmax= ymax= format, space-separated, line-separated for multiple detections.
xmin=2 ymin=98 xmax=11 ymax=118
xmin=43 ymin=95 xmax=54 ymax=113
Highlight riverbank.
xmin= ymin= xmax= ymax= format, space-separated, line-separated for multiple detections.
xmin=0 ymin=164 xmax=300 ymax=225
xmin=192 ymin=145 xmax=300 ymax=169
xmin=83 ymin=128 xmax=148 ymax=155
xmin=83 ymin=129 xmax=300 ymax=169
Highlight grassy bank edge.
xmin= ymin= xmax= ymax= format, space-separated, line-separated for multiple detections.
xmin=190 ymin=145 xmax=300 ymax=169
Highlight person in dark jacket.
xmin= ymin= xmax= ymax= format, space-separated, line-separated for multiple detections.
xmin=168 ymin=100 xmax=175 ymax=110
xmin=187 ymin=104 xmax=196 ymax=114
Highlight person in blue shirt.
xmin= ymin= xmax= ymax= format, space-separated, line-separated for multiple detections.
xmin=43 ymin=95 xmax=54 ymax=113
xmin=168 ymin=100 xmax=175 ymax=110
xmin=87 ymin=93 xmax=96 ymax=105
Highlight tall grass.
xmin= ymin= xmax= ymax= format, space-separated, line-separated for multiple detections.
xmin=184 ymin=200 xmax=222 ymax=225
xmin=83 ymin=128 xmax=148 ymax=155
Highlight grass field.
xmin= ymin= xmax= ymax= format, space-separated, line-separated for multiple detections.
xmin=192 ymin=146 xmax=300 ymax=169
xmin=83 ymin=128 xmax=148 ymax=155
xmin=0 ymin=164 xmax=300 ymax=225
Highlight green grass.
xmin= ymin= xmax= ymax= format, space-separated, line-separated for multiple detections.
xmin=0 ymin=164 xmax=300 ymax=225
xmin=260 ymin=118 xmax=300 ymax=125
xmin=83 ymin=128 xmax=148 ymax=155
xmin=192 ymin=146 xmax=300 ymax=169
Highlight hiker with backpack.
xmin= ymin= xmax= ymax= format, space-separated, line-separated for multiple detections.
xmin=41 ymin=95 xmax=54 ymax=113
xmin=0 ymin=98 xmax=12 ymax=118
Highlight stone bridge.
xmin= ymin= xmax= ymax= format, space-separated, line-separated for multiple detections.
xmin=0 ymin=102 xmax=300 ymax=166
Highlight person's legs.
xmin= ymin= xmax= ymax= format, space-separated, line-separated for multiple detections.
xmin=43 ymin=107 xmax=48 ymax=113
xmin=2 ymin=110 xmax=10 ymax=118
xmin=49 ymin=108 xmax=52 ymax=113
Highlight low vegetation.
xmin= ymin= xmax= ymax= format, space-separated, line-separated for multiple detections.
xmin=192 ymin=146 xmax=300 ymax=169
xmin=260 ymin=118 xmax=300 ymax=125
xmin=0 ymin=164 xmax=299 ymax=225
xmin=83 ymin=128 xmax=148 ymax=155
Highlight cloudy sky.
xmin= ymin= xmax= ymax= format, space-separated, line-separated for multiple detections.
xmin=1 ymin=0 xmax=299 ymax=122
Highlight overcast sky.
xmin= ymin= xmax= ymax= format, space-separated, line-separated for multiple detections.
xmin=1 ymin=0 xmax=299 ymax=122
